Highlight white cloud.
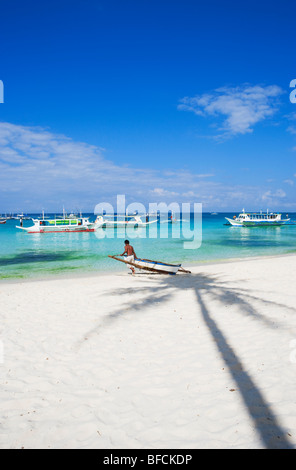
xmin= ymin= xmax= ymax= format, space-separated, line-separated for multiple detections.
xmin=195 ymin=173 xmax=215 ymax=178
xmin=150 ymin=188 xmax=179 ymax=197
xmin=0 ymin=121 xmax=292 ymax=212
xmin=287 ymin=126 xmax=296 ymax=135
xmin=0 ymin=122 xmax=219 ymax=210
xmin=285 ymin=112 xmax=296 ymax=121
xmin=178 ymin=84 xmax=283 ymax=138
xmin=262 ymin=189 xmax=286 ymax=201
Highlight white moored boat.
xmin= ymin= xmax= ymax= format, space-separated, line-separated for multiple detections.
xmin=108 ymin=255 xmax=191 ymax=275
xmin=95 ymin=214 xmax=157 ymax=228
xmin=225 ymin=209 xmax=290 ymax=227
xmin=16 ymin=212 xmax=101 ymax=233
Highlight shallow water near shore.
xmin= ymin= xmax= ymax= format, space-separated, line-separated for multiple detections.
xmin=0 ymin=212 xmax=296 ymax=280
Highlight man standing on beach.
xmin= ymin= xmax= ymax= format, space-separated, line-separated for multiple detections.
xmin=119 ymin=240 xmax=137 ymax=275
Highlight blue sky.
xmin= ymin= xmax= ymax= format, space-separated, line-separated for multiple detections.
xmin=0 ymin=0 xmax=296 ymax=212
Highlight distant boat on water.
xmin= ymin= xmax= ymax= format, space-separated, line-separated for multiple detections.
xmin=16 ymin=210 xmax=101 ymax=233
xmin=225 ymin=209 xmax=290 ymax=227
xmin=95 ymin=214 xmax=157 ymax=228
xmin=2 ymin=213 xmax=31 ymax=220
xmin=16 ymin=213 xmax=31 ymax=220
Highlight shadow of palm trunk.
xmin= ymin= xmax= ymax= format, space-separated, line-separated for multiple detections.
xmin=195 ymin=287 xmax=294 ymax=449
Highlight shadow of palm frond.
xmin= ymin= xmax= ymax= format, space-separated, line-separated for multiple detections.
xmin=85 ymin=270 xmax=295 ymax=449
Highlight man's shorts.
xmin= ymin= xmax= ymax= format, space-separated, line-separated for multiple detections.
xmin=125 ymin=255 xmax=135 ymax=268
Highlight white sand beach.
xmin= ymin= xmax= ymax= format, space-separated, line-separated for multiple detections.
xmin=1 ymin=254 xmax=296 ymax=449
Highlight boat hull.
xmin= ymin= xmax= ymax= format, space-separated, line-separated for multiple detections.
xmin=242 ymin=220 xmax=290 ymax=226
xmin=16 ymin=217 xmax=102 ymax=233
xmin=101 ymin=220 xmax=157 ymax=228
xmin=133 ymin=258 xmax=181 ymax=274
xmin=109 ymin=255 xmax=181 ymax=274
xmin=17 ymin=227 xmax=93 ymax=233
xmin=225 ymin=217 xmax=243 ymax=226
xmin=225 ymin=217 xmax=290 ymax=227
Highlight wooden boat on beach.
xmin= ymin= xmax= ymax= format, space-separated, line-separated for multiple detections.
xmin=108 ymin=255 xmax=191 ymax=275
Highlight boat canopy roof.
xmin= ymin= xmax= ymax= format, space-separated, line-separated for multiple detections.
xmin=240 ymin=211 xmax=281 ymax=215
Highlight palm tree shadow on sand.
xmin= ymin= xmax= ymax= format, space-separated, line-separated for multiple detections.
xmin=98 ymin=269 xmax=295 ymax=449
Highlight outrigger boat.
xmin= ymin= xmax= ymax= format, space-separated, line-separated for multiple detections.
xmin=108 ymin=255 xmax=191 ymax=275
xmin=225 ymin=209 xmax=290 ymax=227
xmin=16 ymin=213 xmax=31 ymax=220
xmin=95 ymin=214 xmax=157 ymax=228
xmin=16 ymin=211 xmax=101 ymax=233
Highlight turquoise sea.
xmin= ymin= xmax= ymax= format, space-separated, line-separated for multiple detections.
xmin=0 ymin=212 xmax=296 ymax=280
